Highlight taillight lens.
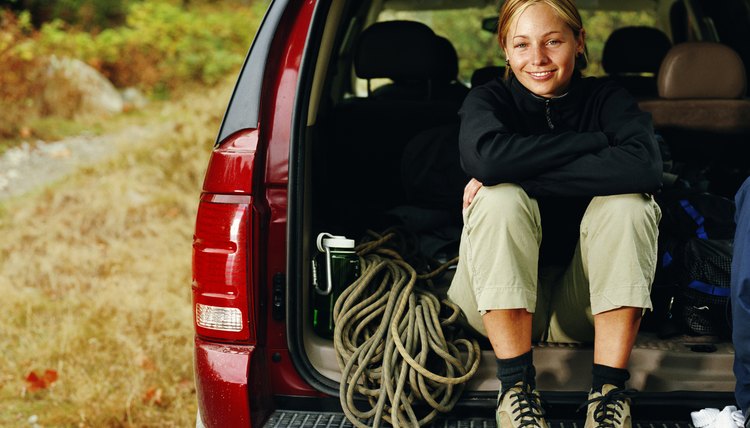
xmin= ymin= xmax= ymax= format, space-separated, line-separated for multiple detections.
xmin=192 ymin=195 xmax=255 ymax=342
xmin=195 ymin=304 xmax=243 ymax=332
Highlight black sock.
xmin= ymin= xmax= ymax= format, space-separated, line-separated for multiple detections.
xmin=497 ymin=350 xmax=536 ymax=394
xmin=591 ymin=363 xmax=630 ymax=391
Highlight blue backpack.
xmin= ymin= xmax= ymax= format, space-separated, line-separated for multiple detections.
xmin=649 ymin=191 xmax=736 ymax=338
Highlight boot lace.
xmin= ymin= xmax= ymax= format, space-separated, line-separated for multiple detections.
xmin=579 ymin=387 xmax=636 ymax=428
xmin=500 ymin=381 xmax=547 ymax=428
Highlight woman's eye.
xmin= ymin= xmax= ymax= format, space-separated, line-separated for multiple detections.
xmin=547 ymin=40 xmax=560 ymax=46
xmin=514 ymin=43 xmax=527 ymax=49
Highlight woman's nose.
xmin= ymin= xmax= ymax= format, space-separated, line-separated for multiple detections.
xmin=531 ymin=45 xmax=549 ymax=65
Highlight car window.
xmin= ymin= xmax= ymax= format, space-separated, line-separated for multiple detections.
xmin=361 ymin=5 xmax=661 ymax=96
xmin=377 ymin=6 xmax=499 ymax=86
xmin=580 ymin=10 xmax=659 ymax=76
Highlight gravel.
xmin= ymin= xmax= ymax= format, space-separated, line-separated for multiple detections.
xmin=0 ymin=124 xmax=168 ymax=202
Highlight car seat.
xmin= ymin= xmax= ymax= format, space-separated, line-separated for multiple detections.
xmin=319 ymin=21 xmax=462 ymax=234
xmin=639 ymin=42 xmax=749 ymax=135
xmin=367 ymin=28 xmax=469 ymax=109
xmin=639 ymin=42 xmax=750 ymax=195
xmin=601 ymin=26 xmax=672 ymax=99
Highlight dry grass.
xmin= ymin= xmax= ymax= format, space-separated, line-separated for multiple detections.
xmin=0 ymin=80 xmax=232 ymax=427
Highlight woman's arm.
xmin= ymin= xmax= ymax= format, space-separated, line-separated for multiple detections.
xmin=458 ymin=86 xmax=609 ymax=186
xmin=519 ymin=86 xmax=662 ymax=197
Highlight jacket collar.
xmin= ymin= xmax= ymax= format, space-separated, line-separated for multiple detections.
xmin=508 ymin=71 xmax=584 ymax=111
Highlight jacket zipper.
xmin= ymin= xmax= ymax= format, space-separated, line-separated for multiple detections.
xmin=545 ymin=99 xmax=555 ymax=130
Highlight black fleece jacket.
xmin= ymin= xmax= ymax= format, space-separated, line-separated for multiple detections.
xmin=458 ymin=73 xmax=662 ymax=265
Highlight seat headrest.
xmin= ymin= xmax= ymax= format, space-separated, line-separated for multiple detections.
xmin=602 ymin=26 xmax=672 ymax=75
xmin=433 ymin=36 xmax=459 ymax=83
xmin=658 ymin=42 xmax=747 ymax=99
xmin=354 ymin=21 xmax=438 ymax=80
xmin=471 ymin=65 xmax=505 ymax=87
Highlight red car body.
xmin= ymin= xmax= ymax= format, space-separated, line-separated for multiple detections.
xmin=192 ymin=1 xmax=321 ymax=426
xmin=192 ymin=0 xmax=750 ymax=426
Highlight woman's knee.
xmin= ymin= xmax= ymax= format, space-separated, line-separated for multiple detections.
xmin=469 ymin=183 xmax=537 ymax=222
xmin=585 ymin=194 xmax=660 ymax=229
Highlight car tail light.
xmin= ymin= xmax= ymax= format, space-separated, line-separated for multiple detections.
xmin=192 ymin=194 xmax=256 ymax=343
xmin=196 ymin=304 xmax=243 ymax=332
xmin=193 ymin=129 xmax=259 ymax=343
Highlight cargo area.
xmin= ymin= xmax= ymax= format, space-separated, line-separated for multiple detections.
xmin=285 ymin=0 xmax=748 ymax=408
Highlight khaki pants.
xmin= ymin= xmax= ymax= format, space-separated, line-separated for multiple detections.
xmin=447 ymin=184 xmax=662 ymax=343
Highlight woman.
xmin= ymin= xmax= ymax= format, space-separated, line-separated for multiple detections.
xmin=447 ymin=1 xmax=662 ymax=427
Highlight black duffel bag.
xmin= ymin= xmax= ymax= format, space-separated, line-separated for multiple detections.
xmin=648 ymin=192 xmax=736 ymax=338
xmin=673 ymin=237 xmax=733 ymax=337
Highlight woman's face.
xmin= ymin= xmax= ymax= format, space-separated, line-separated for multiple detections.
xmin=504 ymin=3 xmax=584 ymax=98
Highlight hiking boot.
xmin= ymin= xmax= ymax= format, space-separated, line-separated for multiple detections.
xmin=581 ymin=384 xmax=634 ymax=428
xmin=496 ymin=381 xmax=548 ymax=428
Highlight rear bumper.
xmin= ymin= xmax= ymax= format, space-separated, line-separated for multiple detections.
xmin=192 ymin=336 xmax=736 ymax=427
xmin=260 ymin=393 xmax=736 ymax=427
xmin=194 ymin=337 xmax=252 ymax=427
xmin=261 ymin=409 xmax=701 ymax=428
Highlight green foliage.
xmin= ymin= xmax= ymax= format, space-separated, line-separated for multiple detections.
xmin=31 ymin=1 xmax=264 ymax=90
xmin=429 ymin=7 xmax=501 ymax=83
xmin=2 ymin=0 xmax=268 ymax=92
xmin=0 ymin=1 xmax=269 ymax=138
xmin=4 ymin=0 xmax=133 ymax=30
xmin=52 ymin=0 xmax=130 ymax=29
xmin=0 ymin=10 xmax=46 ymax=137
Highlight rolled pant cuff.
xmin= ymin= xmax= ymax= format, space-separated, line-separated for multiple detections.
xmin=477 ymin=286 xmax=536 ymax=313
xmin=590 ymin=285 xmax=653 ymax=315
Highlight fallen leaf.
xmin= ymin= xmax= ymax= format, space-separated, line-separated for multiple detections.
xmin=43 ymin=369 xmax=58 ymax=384
xmin=25 ymin=372 xmax=43 ymax=392
xmin=25 ymin=369 xmax=58 ymax=392
xmin=142 ymin=386 xmax=163 ymax=406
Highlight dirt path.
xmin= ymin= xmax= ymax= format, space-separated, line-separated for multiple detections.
xmin=0 ymin=122 xmax=172 ymax=201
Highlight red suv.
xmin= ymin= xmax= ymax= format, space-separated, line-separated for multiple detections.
xmin=192 ymin=0 xmax=750 ymax=426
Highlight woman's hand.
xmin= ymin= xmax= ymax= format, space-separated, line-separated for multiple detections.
xmin=463 ymin=178 xmax=483 ymax=210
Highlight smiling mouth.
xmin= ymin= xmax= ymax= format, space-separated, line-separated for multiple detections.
xmin=528 ymin=70 xmax=554 ymax=78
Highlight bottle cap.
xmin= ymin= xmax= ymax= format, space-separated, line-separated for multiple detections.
xmin=317 ymin=232 xmax=355 ymax=251
xmin=322 ymin=237 xmax=355 ymax=249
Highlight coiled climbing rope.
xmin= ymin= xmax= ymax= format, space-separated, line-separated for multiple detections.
xmin=333 ymin=231 xmax=481 ymax=427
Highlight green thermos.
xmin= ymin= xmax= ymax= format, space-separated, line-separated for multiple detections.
xmin=311 ymin=233 xmax=360 ymax=339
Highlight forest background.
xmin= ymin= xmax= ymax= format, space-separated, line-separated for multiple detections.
xmin=0 ymin=1 xmax=653 ymax=426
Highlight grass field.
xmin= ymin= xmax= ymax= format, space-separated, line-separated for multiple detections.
xmin=0 ymin=81 xmax=232 ymax=427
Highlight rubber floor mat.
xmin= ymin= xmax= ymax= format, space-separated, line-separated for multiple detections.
xmin=263 ymin=410 xmax=695 ymax=428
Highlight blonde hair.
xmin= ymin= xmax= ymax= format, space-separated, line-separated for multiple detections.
xmin=497 ymin=0 xmax=587 ymax=78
